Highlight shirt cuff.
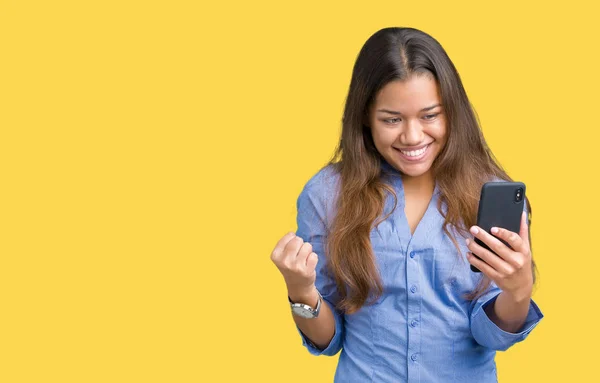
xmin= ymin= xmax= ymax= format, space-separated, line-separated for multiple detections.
xmin=471 ymin=293 xmax=544 ymax=351
xmin=297 ymin=299 xmax=344 ymax=356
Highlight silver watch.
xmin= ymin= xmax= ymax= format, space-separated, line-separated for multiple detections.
xmin=289 ymin=290 xmax=322 ymax=319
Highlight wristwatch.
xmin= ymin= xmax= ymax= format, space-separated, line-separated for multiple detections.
xmin=289 ymin=290 xmax=323 ymax=319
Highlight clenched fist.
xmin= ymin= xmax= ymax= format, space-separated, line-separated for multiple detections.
xmin=270 ymin=232 xmax=319 ymax=303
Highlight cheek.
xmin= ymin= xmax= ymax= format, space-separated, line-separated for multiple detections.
xmin=372 ymin=127 xmax=396 ymax=147
xmin=429 ymin=121 xmax=448 ymax=143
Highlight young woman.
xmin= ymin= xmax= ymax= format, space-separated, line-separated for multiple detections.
xmin=270 ymin=27 xmax=543 ymax=382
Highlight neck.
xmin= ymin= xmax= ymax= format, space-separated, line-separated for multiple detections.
xmin=401 ymin=172 xmax=435 ymax=195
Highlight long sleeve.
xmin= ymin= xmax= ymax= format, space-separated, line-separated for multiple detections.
xmin=294 ymin=176 xmax=344 ymax=356
xmin=469 ymin=284 xmax=543 ymax=351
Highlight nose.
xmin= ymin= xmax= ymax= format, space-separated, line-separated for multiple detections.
xmin=400 ymin=119 xmax=424 ymax=146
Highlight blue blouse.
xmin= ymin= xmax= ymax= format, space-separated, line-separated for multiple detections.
xmin=294 ymin=162 xmax=543 ymax=383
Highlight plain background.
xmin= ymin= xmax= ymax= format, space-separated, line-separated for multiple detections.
xmin=1 ymin=0 xmax=599 ymax=381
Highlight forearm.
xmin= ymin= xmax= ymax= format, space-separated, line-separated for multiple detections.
xmin=484 ymin=290 xmax=531 ymax=333
xmin=289 ymin=287 xmax=336 ymax=350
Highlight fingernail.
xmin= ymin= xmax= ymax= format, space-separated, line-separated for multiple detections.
xmin=470 ymin=226 xmax=479 ymax=235
xmin=465 ymin=238 xmax=470 ymax=246
xmin=491 ymin=227 xmax=499 ymax=234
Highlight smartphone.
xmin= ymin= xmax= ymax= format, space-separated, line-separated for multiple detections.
xmin=470 ymin=181 xmax=526 ymax=272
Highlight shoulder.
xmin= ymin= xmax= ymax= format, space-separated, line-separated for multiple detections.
xmin=296 ymin=164 xmax=341 ymax=224
xmin=300 ymin=163 xmax=341 ymax=198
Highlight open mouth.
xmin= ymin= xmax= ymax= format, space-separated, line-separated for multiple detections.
xmin=393 ymin=144 xmax=431 ymax=161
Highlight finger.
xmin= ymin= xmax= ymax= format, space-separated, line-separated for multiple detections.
xmin=270 ymin=232 xmax=297 ymax=261
xmin=296 ymin=242 xmax=313 ymax=268
xmin=489 ymin=225 xmax=524 ymax=254
xmin=519 ymin=211 xmax=531 ymax=250
xmin=470 ymin=226 xmax=512 ymax=261
xmin=467 ymin=252 xmax=501 ymax=281
xmin=306 ymin=252 xmax=318 ymax=271
xmin=282 ymin=235 xmax=305 ymax=264
xmin=465 ymin=237 xmax=509 ymax=273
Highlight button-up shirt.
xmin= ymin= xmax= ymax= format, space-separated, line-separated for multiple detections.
xmin=295 ymin=162 xmax=543 ymax=382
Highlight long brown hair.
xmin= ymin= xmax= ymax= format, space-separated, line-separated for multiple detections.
xmin=325 ymin=27 xmax=535 ymax=314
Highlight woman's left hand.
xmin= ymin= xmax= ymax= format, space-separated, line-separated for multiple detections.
xmin=466 ymin=212 xmax=533 ymax=302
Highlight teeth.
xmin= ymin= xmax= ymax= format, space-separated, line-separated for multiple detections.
xmin=400 ymin=145 xmax=428 ymax=157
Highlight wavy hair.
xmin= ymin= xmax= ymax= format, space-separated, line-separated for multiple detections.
xmin=325 ymin=27 xmax=535 ymax=314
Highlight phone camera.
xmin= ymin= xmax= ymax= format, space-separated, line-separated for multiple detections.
xmin=515 ymin=188 xmax=523 ymax=202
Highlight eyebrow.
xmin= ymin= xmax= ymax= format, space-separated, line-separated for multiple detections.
xmin=377 ymin=104 xmax=442 ymax=115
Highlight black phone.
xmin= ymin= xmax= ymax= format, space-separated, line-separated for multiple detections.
xmin=470 ymin=181 xmax=526 ymax=272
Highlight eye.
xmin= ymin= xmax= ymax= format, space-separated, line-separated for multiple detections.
xmin=384 ymin=117 xmax=401 ymax=124
xmin=423 ymin=113 xmax=439 ymax=121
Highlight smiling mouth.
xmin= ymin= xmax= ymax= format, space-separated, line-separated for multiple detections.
xmin=398 ymin=145 xmax=428 ymax=157
xmin=393 ymin=143 xmax=431 ymax=158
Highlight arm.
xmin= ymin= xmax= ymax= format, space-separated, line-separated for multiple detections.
xmin=467 ymin=211 xmax=544 ymax=350
xmin=271 ymin=176 xmax=344 ymax=356
xmin=288 ymin=285 xmax=336 ymax=350
xmin=484 ymin=289 xmax=531 ymax=333
xmin=469 ymin=284 xmax=543 ymax=351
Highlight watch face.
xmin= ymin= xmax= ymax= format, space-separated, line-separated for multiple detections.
xmin=292 ymin=306 xmax=315 ymax=318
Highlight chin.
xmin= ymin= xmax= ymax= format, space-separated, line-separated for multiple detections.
xmin=401 ymin=168 xmax=431 ymax=178
xmin=389 ymin=160 xmax=433 ymax=179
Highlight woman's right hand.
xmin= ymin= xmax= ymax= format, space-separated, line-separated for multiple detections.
xmin=270 ymin=232 xmax=319 ymax=303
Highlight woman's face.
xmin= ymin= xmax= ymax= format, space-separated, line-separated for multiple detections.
xmin=368 ymin=75 xmax=447 ymax=180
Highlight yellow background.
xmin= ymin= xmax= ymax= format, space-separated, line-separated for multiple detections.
xmin=1 ymin=0 xmax=598 ymax=381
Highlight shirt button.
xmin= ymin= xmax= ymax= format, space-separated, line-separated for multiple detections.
xmin=410 ymin=320 xmax=419 ymax=327
xmin=410 ymin=285 xmax=417 ymax=293
xmin=409 ymin=251 xmax=416 ymax=258
xmin=411 ymin=353 xmax=418 ymax=362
